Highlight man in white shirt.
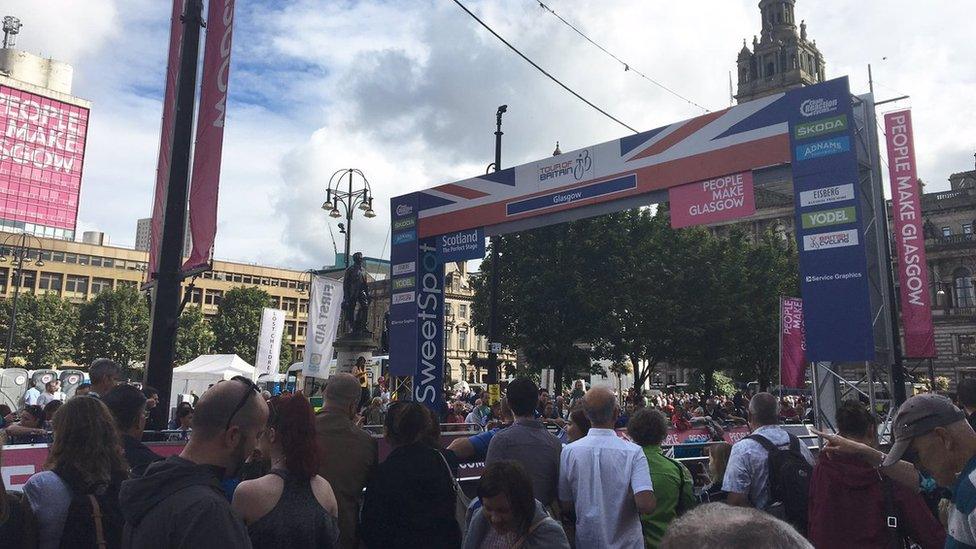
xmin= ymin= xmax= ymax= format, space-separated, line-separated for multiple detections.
xmin=37 ymin=380 xmax=66 ymax=406
xmin=559 ymin=387 xmax=656 ymax=549
xmin=23 ymin=383 xmax=42 ymax=406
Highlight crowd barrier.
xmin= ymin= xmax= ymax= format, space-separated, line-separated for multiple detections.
xmin=1 ymin=423 xmax=819 ymax=492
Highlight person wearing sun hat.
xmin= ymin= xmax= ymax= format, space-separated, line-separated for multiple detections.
xmin=815 ymin=393 xmax=976 ymax=548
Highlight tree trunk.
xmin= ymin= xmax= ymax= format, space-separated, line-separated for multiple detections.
xmin=555 ymin=363 xmax=564 ymax=395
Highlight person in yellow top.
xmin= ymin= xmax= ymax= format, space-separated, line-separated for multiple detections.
xmin=354 ymin=357 xmax=369 ymax=411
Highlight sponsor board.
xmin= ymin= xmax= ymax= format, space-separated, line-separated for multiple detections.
xmin=794 ymin=114 xmax=848 ymax=140
xmin=392 ymin=291 xmax=415 ymax=305
xmin=798 ymin=184 xmax=855 ymax=207
xmin=414 ymin=238 xmax=444 ymax=411
xmin=393 ymin=217 xmax=416 ymax=230
xmin=392 ymin=229 xmax=416 ymax=245
xmin=803 ymin=229 xmax=859 ymax=251
xmin=392 ymin=261 xmax=416 ymax=276
xmin=437 ymin=227 xmax=485 ymax=262
xmin=801 ymin=206 xmax=857 ymax=230
xmin=392 ymin=277 xmax=413 ymax=291
xmin=669 ymin=171 xmax=756 ymax=229
xmin=395 ymin=203 xmax=414 ymax=217
xmin=795 ymin=136 xmax=851 ymax=161
xmin=506 ymin=174 xmax=637 ymax=216
xmin=800 ymin=97 xmax=840 ymax=118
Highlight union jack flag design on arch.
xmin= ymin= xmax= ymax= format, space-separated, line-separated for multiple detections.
xmin=411 ymin=88 xmax=802 ymax=238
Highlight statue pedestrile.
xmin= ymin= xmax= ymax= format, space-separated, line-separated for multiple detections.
xmin=334 ymin=335 xmax=377 ymax=375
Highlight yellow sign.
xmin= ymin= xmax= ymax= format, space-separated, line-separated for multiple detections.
xmin=488 ymin=384 xmax=500 ymax=406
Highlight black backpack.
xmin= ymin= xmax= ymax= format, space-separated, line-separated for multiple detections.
xmin=747 ymin=433 xmax=812 ymax=534
xmin=56 ymin=474 xmax=124 ymax=549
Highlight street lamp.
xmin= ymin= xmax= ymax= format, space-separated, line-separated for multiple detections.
xmin=323 ymin=169 xmax=376 ymax=267
xmin=1 ymin=232 xmax=46 ymax=368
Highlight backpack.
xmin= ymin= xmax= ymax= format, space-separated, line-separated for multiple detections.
xmin=747 ymin=433 xmax=812 ymax=534
xmin=56 ymin=474 xmax=124 ymax=549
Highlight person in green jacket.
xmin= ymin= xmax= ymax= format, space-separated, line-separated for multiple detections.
xmin=628 ymin=408 xmax=696 ymax=548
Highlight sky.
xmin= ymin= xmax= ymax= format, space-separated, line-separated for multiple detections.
xmin=6 ymin=0 xmax=975 ymax=270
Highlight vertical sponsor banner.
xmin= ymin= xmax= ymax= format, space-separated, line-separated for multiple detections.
xmin=304 ymin=275 xmax=344 ymax=380
xmin=788 ymin=77 xmax=875 ymax=361
xmin=183 ymin=0 xmax=236 ymax=273
xmin=255 ymin=308 xmax=285 ymax=379
xmin=390 ymin=194 xmax=420 ymax=376
xmin=884 ymin=110 xmax=936 ymax=358
xmin=780 ymin=297 xmax=807 ymax=388
xmin=147 ymin=0 xmax=186 ymax=282
xmin=414 ymin=236 xmax=445 ymax=412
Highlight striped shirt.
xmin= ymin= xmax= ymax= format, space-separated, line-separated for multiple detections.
xmin=948 ymin=455 xmax=976 ymax=548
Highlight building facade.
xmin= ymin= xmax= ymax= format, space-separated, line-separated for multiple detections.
xmin=135 ymin=217 xmax=192 ymax=258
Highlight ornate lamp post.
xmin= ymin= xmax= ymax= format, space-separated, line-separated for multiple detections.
xmin=0 ymin=232 xmax=46 ymax=368
xmin=323 ymin=169 xmax=376 ymax=267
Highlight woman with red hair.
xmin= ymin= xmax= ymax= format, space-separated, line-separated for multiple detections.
xmin=233 ymin=392 xmax=339 ymax=548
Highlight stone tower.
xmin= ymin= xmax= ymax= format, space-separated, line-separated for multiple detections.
xmin=735 ymin=0 xmax=826 ymax=103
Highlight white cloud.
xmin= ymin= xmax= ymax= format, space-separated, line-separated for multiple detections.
xmin=10 ymin=0 xmax=975 ymax=268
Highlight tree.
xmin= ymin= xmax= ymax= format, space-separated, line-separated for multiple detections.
xmin=174 ymin=305 xmax=215 ymax=365
xmin=0 ymin=293 xmax=78 ymax=369
xmin=74 ymin=286 xmax=149 ymax=372
xmin=211 ymin=286 xmax=272 ymax=365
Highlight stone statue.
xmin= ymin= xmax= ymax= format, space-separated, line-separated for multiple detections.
xmin=342 ymin=252 xmax=372 ymax=336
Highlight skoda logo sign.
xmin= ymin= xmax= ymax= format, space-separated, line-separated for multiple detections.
xmin=396 ymin=204 xmax=413 ymax=217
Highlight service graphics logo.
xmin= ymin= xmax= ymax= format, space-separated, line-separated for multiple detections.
xmin=803 ymin=229 xmax=859 ymax=251
xmin=800 ymin=97 xmax=839 ymax=118
xmin=539 ymin=149 xmax=592 ymax=182
xmin=395 ymin=203 xmax=414 ymax=217
xmin=795 ymin=136 xmax=850 ymax=161
xmin=795 ymin=115 xmax=848 ymax=140
xmin=801 ymin=206 xmax=857 ymax=230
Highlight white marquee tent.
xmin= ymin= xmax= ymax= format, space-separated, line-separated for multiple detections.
xmin=169 ymin=354 xmax=255 ymax=409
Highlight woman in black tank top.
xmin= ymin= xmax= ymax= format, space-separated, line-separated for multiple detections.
xmin=233 ymin=393 xmax=340 ymax=549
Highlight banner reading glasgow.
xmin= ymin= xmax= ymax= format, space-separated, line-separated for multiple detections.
xmin=788 ymin=77 xmax=875 ymax=361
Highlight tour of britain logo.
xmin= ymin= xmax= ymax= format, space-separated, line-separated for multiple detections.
xmin=538 ymin=149 xmax=592 ymax=182
xmin=395 ymin=204 xmax=413 ymax=217
xmin=800 ymin=98 xmax=839 ymax=118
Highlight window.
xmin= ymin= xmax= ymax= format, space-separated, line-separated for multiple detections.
xmin=91 ymin=278 xmax=113 ymax=295
xmin=78 ymin=255 xmax=90 ymax=266
xmin=205 ymin=289 xmax=223 ymax=306
xmin=943 ymin=227 xmax=952 ymax=237
xmin=955 ymin=268 xmax=975 ymax=308
xmin=102 ymin=258 xmax=114 ymax=268
xmin=38 ymin=272 xmax=63 ymax=294
xmin=964 ymin=224 xmax=973 ymax=235
xmin=90 ymin=257 xmax=103 ymax=267
xmin=0 ymin=268 xmax=7 ymax=293
xmin=297 ymin=323 xmax=307 ymax=337
xmin=459 ymin=304 xmax=467 ymax=318
xmin=282 ymin=297 xmax=298 ymax=315
xmin=65 ymin=275 xmax=89 ymax=294
xmin=117 ymin=280 xmax=138 ymax=290
xmin=961 ymin=335 xmax=976 ymax=359
xmin=184 ymin=287 xmax=203 ymax=304
xmin=51 ymin=251 xmax=64 ymax=262
xmin=298 ymin=299 xmax=308 ymax=315
xmin=64 ymin=253 xmax=77 ymax=264
xmin=459 ymin=329 xmax=469 ymax=351
xmin=445 ymin=303 xmax=453 ymax=316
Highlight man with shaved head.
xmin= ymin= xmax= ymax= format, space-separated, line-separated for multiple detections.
xmin=120 ymin=377 xmax=269 ymax=548
xmin=316 ymin=373 xmax=378 ymax=549
xmin=558 ymin=386 xmax=656 ymax=548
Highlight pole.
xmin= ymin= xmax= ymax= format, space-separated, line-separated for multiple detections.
xmin=928 ymin=358 xmax=936 ymax=392
xmin=3 ymin=236 xmax=25 ymax=369
xmin=145 ymin=0 xmax=204 ymax=431
xmin=345 ymin=170 xmax=353 ymax=267
xmin=868 ymin=63 xmax=874 ymax=96
xmin=486 ymin=105 xmax=506 ymax=405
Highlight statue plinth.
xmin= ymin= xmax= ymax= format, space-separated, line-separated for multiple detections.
xmin=333 ymin=333 xmax=377 ymax=376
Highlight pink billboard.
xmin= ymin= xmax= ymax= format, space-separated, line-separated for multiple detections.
xmin=0 ymin=85 xmax=89 ymax=232
xmin=884 ymin=110 xmax=936 ymax=358
xmin=668 ymin=171 xmax=756 ymax=229
xmin=780 ymin=297 xmax=807 ymax=388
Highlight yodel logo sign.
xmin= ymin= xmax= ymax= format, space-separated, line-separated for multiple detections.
xmin=795 ymin=115 xmax=848 ymax=140
xmin=801 ymin=206 xmax=857 ymax=229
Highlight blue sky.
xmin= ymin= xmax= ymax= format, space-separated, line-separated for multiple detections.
xmin=6 ymin=0 xmax=975 ymax=269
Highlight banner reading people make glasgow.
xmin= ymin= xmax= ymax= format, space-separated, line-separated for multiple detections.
xmin=884 ymin=110 xmax=936 ymax=358
xmin=780 ymin=297 xmax=807 ymax=388
xmin=788 ymin=77 xmax=875 ymax=361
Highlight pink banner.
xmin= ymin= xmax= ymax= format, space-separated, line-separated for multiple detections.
xmin=146 ymin=0 xmax=186 ymax=283
xmin=183 ymin=0 xmax=236 ymax=273
xmin=668 ymin=171 xmax=756 ymax=229
xmin=885 ymin=110 xmax=936 ymax=358
xmin=780 ymin=297 xmax=807 ymax=388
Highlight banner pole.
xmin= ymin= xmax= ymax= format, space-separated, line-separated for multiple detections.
xmin=778 ymin=296 xmax=783 ymax=399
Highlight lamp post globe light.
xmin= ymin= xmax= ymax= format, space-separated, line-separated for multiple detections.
xmin=323 ymin=169 xmax=376 ymax=267
xmin=1 ymin=232 xmax=46 ymax=368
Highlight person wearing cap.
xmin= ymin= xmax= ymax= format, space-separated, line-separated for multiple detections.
xmin=816 ymin=393 xmax=976 ymax=548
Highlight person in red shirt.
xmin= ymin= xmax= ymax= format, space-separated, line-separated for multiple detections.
xmin=808 ymin=400 xmax=945 ymax=549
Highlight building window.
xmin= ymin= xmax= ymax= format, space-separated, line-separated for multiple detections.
xmin=51 ymin=251 xmax=64 ymax=262
xmin=91 ymin=278 xmax=113 ymax=295
xmin=297 ymin=323 xmax=307 ymax=337
xmin=0 ymin=268 xmax=7 ymax=293
xmin=964 ymin=224 xmax=973 ymax=235
xmin=65 ymin=275 xmax=89 ymax=294
xmin=955 ymin=268 xmax=976 ymax=308
xmin=961 ymin=336 xmax=976 ymax=359
xmin=38 ymin=272 xmax=63 ymax=294
xmin=282 ymin=297 xmax=298 ymax=315
xmin=298 ymin=299 xmax=308 ymax=315
xmin=459 ymin=304 xmax=467 ymax=318
xmin=459 ymin=329 xmax=469 ymax=351
xmin=943 ymin=227 xmax=952 ymax=237
xmin=445 ymin=303 xmax=453 ymax=317
xmin=117 ymin=280 xmax=138 ymax=290
xmin=102 ymin=258 xmax=114 ymax=268
xmin=64 ymin=253 xmax=77 ymax=264
xmin=205 ymin=289 xmax=224 ymax=306
xmin=90 ymin=257 xmax=103 ymax=267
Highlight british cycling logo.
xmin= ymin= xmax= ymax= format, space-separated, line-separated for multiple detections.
xmin=800 ymin=98 xmax=839 ymax=118
xmin=395 ymin=204 xmax=413 ymax=217
xmin=538 ymin=149 xmax=592 ymax=182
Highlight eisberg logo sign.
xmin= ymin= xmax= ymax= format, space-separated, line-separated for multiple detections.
xmin=800 ymin=98 xmax=839 ymax=118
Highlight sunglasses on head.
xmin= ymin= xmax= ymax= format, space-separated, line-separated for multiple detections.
xmin=225 ymin=376 xmax=260 ymax=431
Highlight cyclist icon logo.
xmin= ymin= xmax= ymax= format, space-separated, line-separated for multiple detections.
xmin=573 ymin=150 xmax=592 ymax=180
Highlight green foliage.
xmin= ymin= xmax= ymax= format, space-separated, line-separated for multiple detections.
xmin=0 ymin=293 xmax=79 ymax=369
xmin=74 ymin=286 xmax=149 ymax=371
xmin=689 ymin=370 xmax=736 ymax=397
xmin=211 ymin=286 xmax=273 ymax=364
xmin=174 ymin=305 xmax=216 ymax=365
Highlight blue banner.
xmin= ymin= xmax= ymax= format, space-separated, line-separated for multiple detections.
xmin=506 ymin=174 xmax=636 ymax=216
xmin=414 ymin=236 xmax=444 ymax=411
xmin=436 ymin=227 xmax=486 ymax=262
xmin=788 ymin=77 xmax=875 ymax=361
xmin=389 ymin=194 xmax=420 ymax=376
